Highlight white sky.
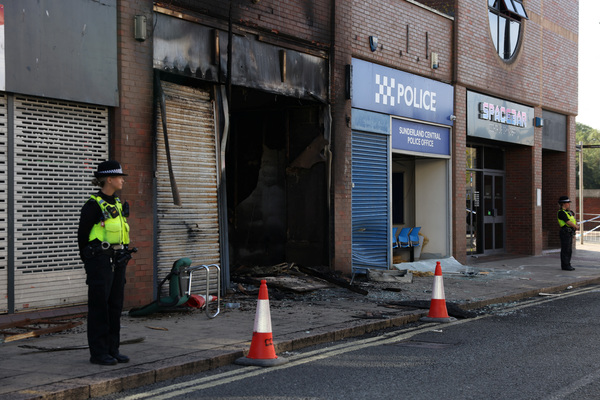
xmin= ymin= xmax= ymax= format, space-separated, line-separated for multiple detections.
xmin=578 ymin=1 xmax=600 ymax=129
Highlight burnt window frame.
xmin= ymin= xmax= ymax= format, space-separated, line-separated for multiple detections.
xmin=488 ymin=0 xmax=528 ymax=61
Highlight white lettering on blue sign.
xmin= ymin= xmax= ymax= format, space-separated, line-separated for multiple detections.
xmin=397 ymin=84 xmax=436 ymax=111
xmin=375 ymin=74 xmax=437 ymax=112
xmin=392 ymin=118 xmax=450 ymax=155
xmin=352 ymin=59 xmax=454 ymax=126
xmin=478 ymin=102 xmax=527 ymax=128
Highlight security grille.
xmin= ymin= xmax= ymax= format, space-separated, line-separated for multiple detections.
xmin=156 ymin=81 xmax=220 ymax=297
xmin=12 ymin=95 xmax=108 ymax=311
xmin=351 ymin=130 xmax=391 ymax=272
xmin=0 ymin=94 xmax=7 ymax=313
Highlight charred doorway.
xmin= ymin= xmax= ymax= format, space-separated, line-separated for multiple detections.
xmin=227 ymin=88 xmax=328 ymax=269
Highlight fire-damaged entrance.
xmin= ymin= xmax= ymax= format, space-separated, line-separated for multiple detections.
xmin=152 ymin=9 xmax=330 ymax=285
xmin=227 ymin=87 xmax=329 ymax=269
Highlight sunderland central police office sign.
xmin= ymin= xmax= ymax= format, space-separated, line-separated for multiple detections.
xmin=351 ymin=58 xmax=454 ymax=126
xmin=392 ymin=118 xmax=450 ymax=156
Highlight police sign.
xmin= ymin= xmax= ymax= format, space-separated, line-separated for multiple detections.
xmin=351 ymin=58 xmax=454 ymax=126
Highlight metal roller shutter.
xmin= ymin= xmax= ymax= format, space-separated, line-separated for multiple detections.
xmin=0 ymin=94 xmax=7 ymax=313
xmin=12 ymin=95 xmax=109 ymax=311
xmin=156 ymin=81 xmax=220 ymax=296
xmin=351 ymin=130 xmax=391 ymax=272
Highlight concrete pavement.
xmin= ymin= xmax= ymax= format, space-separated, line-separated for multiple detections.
xmin=2 ymin=242 xmax=600 ymax=400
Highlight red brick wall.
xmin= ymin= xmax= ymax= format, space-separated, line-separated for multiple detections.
xmin=453 ymin=85 xmax=467 ymax=263
xmin=351 ymin=0 xmax=453 ymax=84
xmin=115 ymin=0 xmax=156 ymax=308
xmin=456 ymin=0 xmax=577 ymax=115
xmin=542 ymin=150 xmax=569 ymax=249
xmin=416 ymin=0 xmax=455 ymax=16
xmin=329 ymin=1 xmax=454 ymax=274
xmin=505 ymin=145 xmax=535 ymax=254
xmin=457 ymin=0 xmax=577 ymax=256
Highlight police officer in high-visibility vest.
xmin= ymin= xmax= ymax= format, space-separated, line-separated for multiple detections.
xmin=78 ymin=160 xmax=133 ymax=366
xmin=557 ymin=195 xmax=578 ymax=271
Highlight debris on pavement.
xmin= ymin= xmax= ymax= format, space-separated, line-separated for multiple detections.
xmin=233 ymin=263 xmax=333 ymax=293
xmin=146 ymin=326 xmax=169 ymax=331
xmin=352 ymin=311 xmax=393 ymax=319
xmin=367 ymin=269 xmax=413 ymax=283
xmin=232 ymin=263 xmax=368 ymax=295
xmin=0 ymin=316 xmax=84 ymax=344
xmin=299 ymin=265 xmax=369 ymax=295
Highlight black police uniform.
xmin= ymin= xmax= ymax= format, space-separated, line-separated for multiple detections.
xmin=78 ymin=191 xmax=130 ymax=365
xmin=558 ymin=208 xmax=575 ymax=271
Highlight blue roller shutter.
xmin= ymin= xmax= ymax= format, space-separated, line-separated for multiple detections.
xmin=351 ymin=130 xmax=390 ymax=272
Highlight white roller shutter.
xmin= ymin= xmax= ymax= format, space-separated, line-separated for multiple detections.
xmin=156 ymin=81 xmax=220 ymax=296
xmin=12 ymin=95 xmax=109 ymax=311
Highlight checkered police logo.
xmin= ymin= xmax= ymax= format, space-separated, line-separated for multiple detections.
xmin=375 ymin=74 xmax=395 ymax=106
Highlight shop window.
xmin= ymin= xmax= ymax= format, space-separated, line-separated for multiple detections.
xmin=488 ymin=0 xmax=528 ymax=61
xmin=466 ymin=146 xmax=481 ymax=169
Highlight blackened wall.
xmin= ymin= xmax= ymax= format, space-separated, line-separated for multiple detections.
xmin=162 ymin=0 xmax=331 ymax=47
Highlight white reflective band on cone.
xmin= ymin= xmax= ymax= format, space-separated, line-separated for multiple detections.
xmin=432 ymin=276 xmax=445 ymax=300
xmin=253 ymin=300 xmax=272 ymax=333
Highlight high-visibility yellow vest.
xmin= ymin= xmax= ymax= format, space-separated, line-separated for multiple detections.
xmin=557 ymin=209 xmax=576 ymax=228
xmin=88 ymin=195 xmax=130 ymax=245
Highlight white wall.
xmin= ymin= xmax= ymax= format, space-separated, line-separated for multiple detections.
xmin=415 ymin=158 xmax=450 ymax=258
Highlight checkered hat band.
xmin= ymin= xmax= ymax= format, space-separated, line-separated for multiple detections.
xmin=99 ymin=168 xmax=123 ymax=175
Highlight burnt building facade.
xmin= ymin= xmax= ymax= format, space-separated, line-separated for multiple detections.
xmin=0 ymin=0 xmax=577 ymax=313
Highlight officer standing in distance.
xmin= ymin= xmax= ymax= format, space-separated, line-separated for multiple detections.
xmin=78 ymin=160 xmax=134 ymax=365
xmin=557 ymin=195 xmax=578 ymax=271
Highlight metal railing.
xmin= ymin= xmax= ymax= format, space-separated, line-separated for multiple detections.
xmin=577 ymin=213 xmax=600 ymax=243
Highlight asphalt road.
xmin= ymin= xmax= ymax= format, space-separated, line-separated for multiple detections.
xmin=99 ymin=286 xmax=600 ymax=400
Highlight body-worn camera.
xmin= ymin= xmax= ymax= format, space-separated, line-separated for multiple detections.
xmin=105 ymin=205 xmax=119 ymax=219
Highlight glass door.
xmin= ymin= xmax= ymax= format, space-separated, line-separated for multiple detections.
xmin=466 ymin=171 xmax=480 ymax=254
xmin=483 ymin=173 xmax=505 ymax=252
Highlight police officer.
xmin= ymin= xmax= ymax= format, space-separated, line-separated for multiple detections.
xmin=557 ymin=195 xmax=578 ymax=271
xmin=78 ymin=160 xmax=133 ymax=365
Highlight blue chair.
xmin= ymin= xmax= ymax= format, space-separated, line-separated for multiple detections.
xmin=392 ymin=227 xmax=399 ymax=248
xmin=398 ymin=228 xmax=411 ymax=248
xmin=409 ymin=227 xmax=421 ymax=247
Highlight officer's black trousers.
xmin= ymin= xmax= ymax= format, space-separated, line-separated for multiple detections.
xmin=559 ymin=228 xmax=573 ymax=269
xmin=85 ymin=254 xmax=126 ymax=358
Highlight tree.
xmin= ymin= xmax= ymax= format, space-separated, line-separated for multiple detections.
xmin=576 ymin=122 xmax=600 ymax=189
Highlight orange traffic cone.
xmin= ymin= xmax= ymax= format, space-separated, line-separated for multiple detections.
xmin=235 ymin=280 xmax=288 ymax=367
xmin=184 ymin=294 xmax=217 ymax=309
xmin=420 ymin=262 xmax=456 ymax=323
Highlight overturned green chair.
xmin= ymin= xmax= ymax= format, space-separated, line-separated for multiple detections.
xmin=129 ymin=258 xmax=192 ymax=317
